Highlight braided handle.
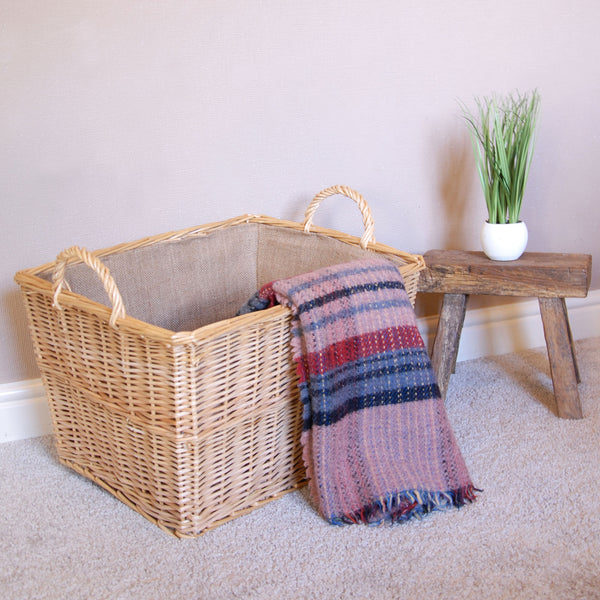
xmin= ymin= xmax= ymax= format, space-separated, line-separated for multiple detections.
xmin=52 ymin=246 xmax=126 ymax=328
xmin=302 ymin=185 xmax=376 ymax=249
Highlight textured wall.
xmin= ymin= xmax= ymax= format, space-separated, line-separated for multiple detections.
xmin=2 ymin=0 xmax=599 ymax=383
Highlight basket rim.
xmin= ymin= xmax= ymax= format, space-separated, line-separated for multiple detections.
xmin=15 ymin=214 xmax=425 ymax=345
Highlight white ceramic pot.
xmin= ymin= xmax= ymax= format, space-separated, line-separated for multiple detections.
xmin=480 ymin=221 xmax=528 ymax=261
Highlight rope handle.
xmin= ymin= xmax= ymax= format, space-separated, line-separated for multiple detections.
xmin=52 ymin=246 xmax=126 ymax=328
xmin=302 ymin=185 xmax=376 ymax=249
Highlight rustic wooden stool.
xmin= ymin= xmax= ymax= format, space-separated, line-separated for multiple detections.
xmin=418 ymin=250 xmax=592 ymax=419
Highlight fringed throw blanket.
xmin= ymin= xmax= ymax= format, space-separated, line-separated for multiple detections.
xmin=239 ymin=258 xmax=478 ymax=525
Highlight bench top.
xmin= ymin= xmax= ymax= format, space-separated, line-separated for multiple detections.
xmin=418 ymin=250 xmax=592 ymax=298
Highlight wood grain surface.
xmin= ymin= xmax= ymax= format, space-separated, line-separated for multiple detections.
xmin=418 ymin=250 xmax=592 ymax=298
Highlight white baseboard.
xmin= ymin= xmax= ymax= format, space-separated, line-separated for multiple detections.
xmin=2 ymin=289 xmax=599 ymax=444
xmin=0 ymin=379 xmax=53 ymax=443
xmin=417 ymin=288 xmax=600 ymax=362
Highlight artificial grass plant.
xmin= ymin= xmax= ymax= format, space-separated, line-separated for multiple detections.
xmin=462 ymin=90 xmax=540 ymax=224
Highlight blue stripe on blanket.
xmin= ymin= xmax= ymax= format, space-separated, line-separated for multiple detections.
xmin=296 ymin=280 xmax=405 ymax=314
xmin=307 ymin=348 xmax=437 ymax=404
xmin=284 ymin=261 xmax=401 ymax=297
xmin=290 ymin=296 xmax=413 ymax=338
xmin=298 ymin=381 xmax=441 ymax=428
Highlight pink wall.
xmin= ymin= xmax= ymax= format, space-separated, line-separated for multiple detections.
xmin=2 ymin=1 xmax=598 ymax=383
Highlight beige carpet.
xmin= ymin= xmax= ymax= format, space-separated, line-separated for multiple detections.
xmin=2 ymin=337 xmax=599 ymax=600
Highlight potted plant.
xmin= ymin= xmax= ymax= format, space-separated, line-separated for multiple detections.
xmin=461 ymin=90 xmax=540 ymax=260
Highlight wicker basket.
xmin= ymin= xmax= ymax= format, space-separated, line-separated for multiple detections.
xmin=15 ymin=185 xmax=425 ymax=538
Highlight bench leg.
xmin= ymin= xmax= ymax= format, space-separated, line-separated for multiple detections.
xmin=538 ymin=297 xmax=583 ymax=419
xmin=562 ymin=297 xmax=581 ymax=384
xmin=431 ymin=293 xmax=468 ymax=400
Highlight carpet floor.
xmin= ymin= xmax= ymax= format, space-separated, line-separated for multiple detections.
xmin=1 ymin=337 xmax=599 ymax=600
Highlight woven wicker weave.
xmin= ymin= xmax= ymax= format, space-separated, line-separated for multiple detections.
xmin=15 ymin=185 xmax=425 ymax=537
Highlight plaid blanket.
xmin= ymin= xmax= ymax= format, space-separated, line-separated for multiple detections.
xmin=240 ymin=258 xmax=478 ymax=525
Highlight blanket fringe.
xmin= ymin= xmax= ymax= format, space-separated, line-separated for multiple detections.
xmin=329 ymin=485 xmax=481 ymax=527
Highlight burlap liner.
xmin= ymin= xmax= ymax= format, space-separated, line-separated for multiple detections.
xmin=39 ymin=223 xmax=380 ymax=332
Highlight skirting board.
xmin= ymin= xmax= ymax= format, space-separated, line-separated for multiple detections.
xmin=2 ymin=289 xmax=599 ymax=444
xmin=0 ymin=379 xmax=53 ymax=444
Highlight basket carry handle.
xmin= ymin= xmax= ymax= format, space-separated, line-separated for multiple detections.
xmin=302 ymin=185 xmax=376 ymax=249
xmin=52 ymin=246 xmax=126 ymax=328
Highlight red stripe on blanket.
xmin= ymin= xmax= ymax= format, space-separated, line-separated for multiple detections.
xmin=299 ymin=325 xmax=426 ymax=381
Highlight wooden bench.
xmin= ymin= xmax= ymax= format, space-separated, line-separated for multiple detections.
xmin=418 ymin=250 xmax=592 ymax=419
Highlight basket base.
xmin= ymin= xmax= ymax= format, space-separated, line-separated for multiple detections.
xmin=61 ymin=456 xmax=307 ymax=538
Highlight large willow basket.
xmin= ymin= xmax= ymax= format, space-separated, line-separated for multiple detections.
xmin=15 ymin=186 xmax=425 ymax=537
